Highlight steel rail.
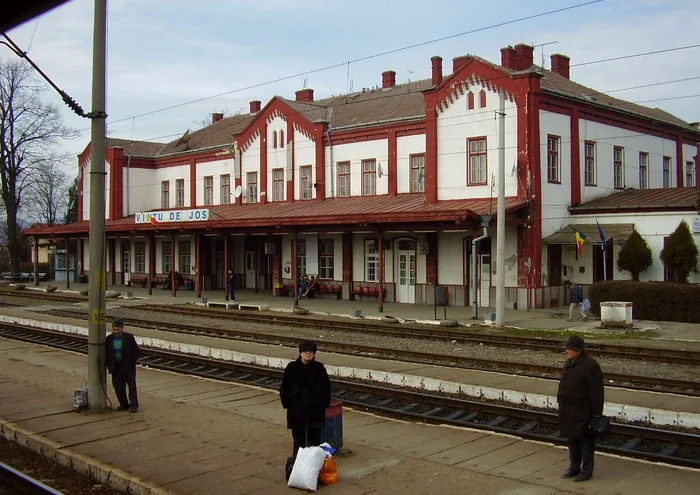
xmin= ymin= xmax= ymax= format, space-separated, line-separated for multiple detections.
xmin=0 ymin=460 xmax=66 ymax=495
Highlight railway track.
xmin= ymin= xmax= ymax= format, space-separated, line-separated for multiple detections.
xmin=137 ymin=304 xmax=700 ymax=366
xmin=1 ymin=321 xmax=699 ymax=470
xmin=37 ymin=308 xmax=700 ymax=397
xmin=0 ymin=289 xmax=85 ymax=304
xmin=0 ymin=460 xmax=65 ymax=495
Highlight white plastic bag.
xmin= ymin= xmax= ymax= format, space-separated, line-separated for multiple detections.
xmin=287 ymin=446 xmax=327 ymax=491
xmin=72 ymin=382 xmax=88 ymax=409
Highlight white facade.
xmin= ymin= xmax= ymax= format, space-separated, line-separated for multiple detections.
xmin=397 ymin=135 xmax=426 ymax=194
xmin=294 ymin=126 xmax=315 ymax=201
xmin=241 ymin=134 xmax=261 ymax=203
xmin=328 ymin=139 xmax=389 ymax=197
xmin=80 ymin=159 xmax=112 ymax=221
xmin=194 ymin=158 xmax=235 ymax=206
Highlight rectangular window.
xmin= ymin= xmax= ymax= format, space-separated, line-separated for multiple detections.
xmin=300 ymin=166 xmax=313 ymax=200
xmin=162 ymin=242 xmax=172 ymax=274
xmin=663 ymin=156 xmax=672 ymax=188
xmin=246 ymin=172 xmax=258 ymax=203
xmin=638 ymin=153 xmax=648 ymax=190
xmin=584 ymin=141 xmax=596 ymax=186
xmin=365 ymin=239 xmax=378 ymax=282
xmin=179 ymin=241 xmax=191 ymax=275
xmin=296 ymin=240 xmax=307 ymax=278
xmin=319 ymin=240 xmax=334 ymax=280
xmin=272 ymin=168 xmax=284 ymax=201
xmin=410 ymin=154 xmax=425 ymax=193
xmin=135 ymin=242 xmax=146 ymax=273
xmin=337 ymin=162 xmax=350 ymax=197
xmin=161 ymin=181 xmax=170 ymax=209
xmin=176 ymin=179 xmax=185 ymax=207
xmin=203 ymin=176 xmax=213 ymax=205
xmin=362 ymin=159 xmax=376 ymax=196
xmin=613 ymin=147 xmax=624 ymax=189
xmin=468 ymin=137 xmax=487 ymax=185
xmin=220 ymin=174 xmax=231 ymax=204
xmin=686 ymin=161 xmax=695 ymax=187
xmin=547 ymin=135 xmax=560 ymax=183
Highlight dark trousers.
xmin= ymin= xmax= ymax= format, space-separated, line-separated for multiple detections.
xmin=567 ymin=435 xmax=596 ymax=476
xmin=291 ymin=428 xmax=321 ymax=457
xmin=228 ymin=284 xmax=235 ymax=301
xmin=111 ymin=365 xmax=138 ymax=409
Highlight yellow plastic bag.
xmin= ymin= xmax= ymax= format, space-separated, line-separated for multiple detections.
xmin=318 ymin=456 xmax=338 ymax=485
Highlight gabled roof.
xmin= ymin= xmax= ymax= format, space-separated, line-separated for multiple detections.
xmin=569 ymin=188 xmax=700 ymax=214
xmin=157 ymin=113 xmax=254 ymax=156
xmin=105 ymin=138 xmax=165 ymax=158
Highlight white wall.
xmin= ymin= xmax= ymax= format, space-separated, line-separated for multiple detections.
xmin=294 ymin=129 xmax=314 ymax=201
xmin=241 ymin=135 xmax=261 ymax=202
xmin=397 ymin=135 xmax=426 ymax=194
xmin=328 ymin=140 xmax=388 ymax=197
xmin=682 ymin=143 xmax=697 ymax=187
xmin=437 ymin=234 xmax=464 ymax=285
xmin=540 ymin=111 xmax=573 ymax=238
xmin=436 ymin=86 xmax=518 ymax=200
xmin=195 ymin=158 xmax=235 ymax=206
xmin=81 ymin=159 xmax=111 ymax=221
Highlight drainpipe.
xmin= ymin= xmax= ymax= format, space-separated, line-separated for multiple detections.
xmin=472 ymin=214 xmax=491 ymax=320
xmin=125 ymin=154 xmax=132 ymax=216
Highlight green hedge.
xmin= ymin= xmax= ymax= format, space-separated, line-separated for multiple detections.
xmin=588 ymin=280 xmax=700 ymax=322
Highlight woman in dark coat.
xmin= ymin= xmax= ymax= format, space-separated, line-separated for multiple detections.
xmin=280 ymin=340 xmax=331 ymax=457
xmin=557 ymin=335 xmax=604 ymax=482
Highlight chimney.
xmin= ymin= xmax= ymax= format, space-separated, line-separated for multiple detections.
xmin=500 ymin=46 xmax=518 ymax=70
xmin=514 ymin=43 xmax=534 ymax=70
xmin=550 ymin=53 xmax=571 ymax=79
xmin=431 ymin=56 xmax=443 ymax=86
xmin=249 ymin=100 xmax=261 ymax=114
xmin=295 ymin=88 xmax=314 ymax=103
xmin=212 ymin=112 xmax=224 ymax=124
xmin=452 ymin=56 xmax=469 ymax=73
xmin=382 ymin=70 xmax=396 ymax=89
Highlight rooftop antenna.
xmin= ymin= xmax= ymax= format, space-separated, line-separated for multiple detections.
xmin=303 ymin=78 xmax=308 ymax=89
xmin=533 ymin=41 xmax=558 ymax=70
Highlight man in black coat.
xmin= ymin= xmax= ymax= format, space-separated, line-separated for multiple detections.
xmin=557 ymin=335 xmax=604 ymax=482
xmin=279 ymin=340 xmax=331 ymax=457
xmin=106 ymin=317 xmax=140 ymax=413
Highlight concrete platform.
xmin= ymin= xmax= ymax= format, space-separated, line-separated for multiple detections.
xmin=1 ymin=337 xmax=699 ymax=495
xmin=206 ymin=300 xmax=238 ymax=309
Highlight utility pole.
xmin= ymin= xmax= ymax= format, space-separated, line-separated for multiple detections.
xmin=87 ymin=0 xmax=108 ymax=409
xmin=495 ymin=91 xmax=506 ymax=328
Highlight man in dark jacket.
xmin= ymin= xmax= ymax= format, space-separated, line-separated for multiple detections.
xmin=106 ymin=317 xmax=140 ymax=413
xmin=280 ymin=340 xmax=331 ymax=457
xmin=227 ymin=268 xmax=236 ymax=301
xmin=557 ymin=335 xmax=604 ymax=482
xmin=565 ymin=281 xmax=587 ymax=322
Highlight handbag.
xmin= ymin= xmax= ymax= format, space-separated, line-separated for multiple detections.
xmin=588 ymin=416 xmax=611 ymax=438
xmin=581 ymin=298 xmax=591 ymax=312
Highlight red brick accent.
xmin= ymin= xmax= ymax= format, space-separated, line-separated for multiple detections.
xmin=286 ymin=124 xmax=295 ymax=202
xmin=431 ymin=56 xmax=443 ymax=86
xmin=425 ymin=232 xmax=438 ymax=285
xmin=550 ymin=54 xmax=570 ymax=79
xmin=570 ymin=108 xmax=581 ymax=205
xmin=452 ymin=56 xmax=469 ymax=73
xmin=249 ymin=100 xmax=261 ymax=114
xmin=314 ymin=125 xmax=326 ymax=200
xmin=77 ymin=165 xmax=83 ymax=222
xmin=500 ymin=46 xmax=518 ymax=70
xmin=212 ymin=112 xmax=224 ymax=123
xmin=342 ymin=232 xmax=353 ymax=296
xmin=424 ymin=98 xmax=438 ymax=204
xmin=676 ymin=136 xmax=684 ymax=188
xmin=388 ymin=129 xmax=397 ymax=195
xmin=295 ymin=88 xmax=314 ymax=102
xmin=272 ymin=236 xmax=282 ymax=282
xmin=515 ymin=44 xmax=534 ymax=69
xmin=189 ymin=158 xmax=196 ymax=207
xmin=107 ymin=146 xmax=124 ymax=220
xmin=260 ymin=121 xmax=268 ymax=204
xmin=382 ymin=70 xmax=396 ymax=89
xmin=696 ymin=143 xmax=700 ymax=188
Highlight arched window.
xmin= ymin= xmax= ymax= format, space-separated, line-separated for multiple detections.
xmin=280 ymin=130 xmax=285 ymax=148
xmin=467 ymin=92 xmax=475 ymax=110
xmin=479 ymin=90 xmax=487 ymax=108
xmin=272 ymin=130 xmax=278 ymax=149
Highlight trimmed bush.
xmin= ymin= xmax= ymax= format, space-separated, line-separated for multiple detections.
xmin=616 ymin=229 xmax=652 ymax=281
xmin=660 ymin=220 xmax=699 ymax=283
xmin=589 ymin=280 xmax=700 ymax=322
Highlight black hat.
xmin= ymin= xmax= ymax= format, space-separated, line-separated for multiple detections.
xmin=563 ymin=335 xmax=585 ymax=351
xmin=112 ymin=316 xmax=125 ymax=327
xmin=299 ymin=340 xmax=317 ymax=353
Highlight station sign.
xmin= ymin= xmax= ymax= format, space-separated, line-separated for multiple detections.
xmin=135 ymin=209 xmax=210 ymax=224
xmin=693 ymin=217 xmax=700 ymax=234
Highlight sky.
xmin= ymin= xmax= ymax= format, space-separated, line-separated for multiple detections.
xmin=4 ymin=0 xmax=700 ymax=177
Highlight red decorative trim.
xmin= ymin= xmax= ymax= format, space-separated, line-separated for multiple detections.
xmin=524 ymin=75 xmax=543 ymax=304
xmin=327 ymin=121 xmax=425 ymax=145
xmin=466 ymin=136 xmax=488 ymax=186
xmin=238 ymin=98 xmax=317 ymax=151
xmin=468 ymin=92 xmax=474 ymax=110
xmin=479 ymin=90 xmax=487 ymax=108
xmin=570 ymin=109 xmax=581 ymax=205
xmin=388 ymin=130 xmax=397 ymax=196
xmin=424 ymin=95 xmax=438 ymax=204
xmin=696 ymin=143 xmax=700 ymax=189
xmin=189 ymin=159 xmax=197 ymax=207
xmin=314 ymin=125 xmax=326 ymax=201
xmin=77 ymin=164 xmax=84 ymax=222
xmin=676 ymin=136 xmax=684 ymax=188
xmin=286 ymin=123 xmax=294 ymax=203
xmin=260 ymin=120 xmax=268 ymax=204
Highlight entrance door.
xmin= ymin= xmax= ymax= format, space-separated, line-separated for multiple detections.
xmin=396 ymin=251 xmax=416 ymax=303
xmin=245 ymin=251 xmax=256 ymax=289
xmin=479 ymin=254 xmax=491 ymax=307
xmin=122 ymin=241 xmax=131 ymax=285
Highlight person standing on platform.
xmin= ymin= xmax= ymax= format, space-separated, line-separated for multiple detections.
xmin=106 ymin=317 xmax=140 ymax=413
xmin=279 ymin=340 xmax=331 ymax=457
xmin=565 ymin=281 xmax=587 ymax=322
xmin=558 ymin=335 xmax=604 ymax=482
xmin=227 ymin=268 xmax=236 ymax=301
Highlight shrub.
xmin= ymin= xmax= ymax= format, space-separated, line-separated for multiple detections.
xmin=589 ymin=280 xmax=700 ymax=322
xmin=616 ymin=229 xmax=652 ymax=281
xmin=660 ymin=220 xmax=699 ymax=283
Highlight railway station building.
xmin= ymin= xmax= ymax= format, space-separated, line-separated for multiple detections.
xmin=24 ymin=42 xmax=700 ymax=310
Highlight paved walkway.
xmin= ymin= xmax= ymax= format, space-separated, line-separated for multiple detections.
xmin=2 ymin=336 xmax=699 ymax=495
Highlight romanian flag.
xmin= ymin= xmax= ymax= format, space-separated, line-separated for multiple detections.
xmin=574 ymin=231 xmax=587 ymax=256
xmin=148 ymin=215 xmax=159 ymax=226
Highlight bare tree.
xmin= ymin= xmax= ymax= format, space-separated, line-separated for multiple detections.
xmin=25 ymin=161 xmax=70 ymax=226
xmin=0 ymin=58 xmax=76 ymax=273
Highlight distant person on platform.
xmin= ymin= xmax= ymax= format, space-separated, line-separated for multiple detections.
xmin=301 ymin=276 xmax=318 ymax=298
xmin=279 ymin=340 xmax=331 ymax=457
xmin=106 ymin=316 xmax=140 ymax=413
xmin=565 ymin=281 xmax=587 ymax=322
xmin=227 ymin=268 xmax=236 ymax=301
xmin=558 ymin=335 xmax=604 ymax=482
